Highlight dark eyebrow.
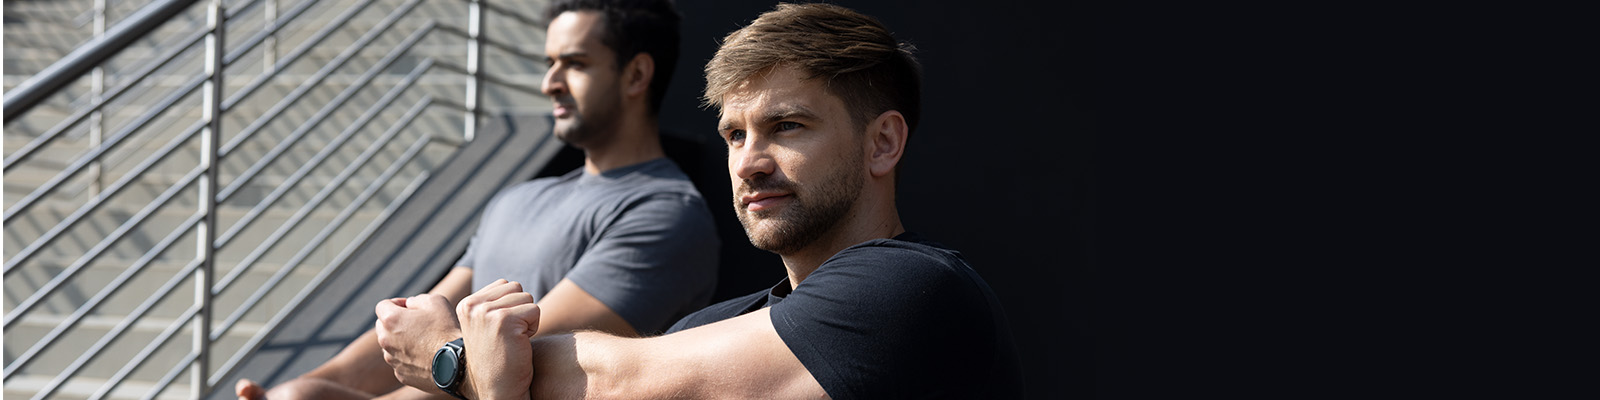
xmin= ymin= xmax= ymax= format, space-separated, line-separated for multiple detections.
xmin=546 ymin=52 xmax=588 ymax=64
xmin=719 ymin=104 xmax=818 ymax=132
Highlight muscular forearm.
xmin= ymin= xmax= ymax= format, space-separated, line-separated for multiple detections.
xmin=452 ymin=287 xmax=820 ymax=399
xmin=527 ymin=333 xmax=598 ymax=398
xmin=526 ymin=332 xmax=659 ymax=399
xmin=521 ymin=310 xmax=824 ymax=399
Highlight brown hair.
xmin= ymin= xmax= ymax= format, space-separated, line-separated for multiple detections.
xmin=703 ymin=3 xmax=922 ymax=135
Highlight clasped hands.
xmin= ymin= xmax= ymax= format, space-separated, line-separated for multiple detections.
xmin=375 ymin=279 xmax=540 ymax=400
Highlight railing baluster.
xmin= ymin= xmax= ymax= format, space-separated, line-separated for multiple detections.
xmin=465 ymin=0 xmax=485 ymax=141
xmin=264 ymin=0 xmax=277 ymax=73
xmin=195 ymin=0 xmax=225 ymax=396
xmin=90 ymin=0 xmax=106 ymax=197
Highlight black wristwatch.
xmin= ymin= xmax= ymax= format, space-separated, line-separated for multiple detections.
xmin=431 ymin=338 xmax=468 ymax=400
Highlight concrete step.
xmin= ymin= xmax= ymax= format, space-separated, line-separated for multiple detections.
xmin=3 ymin=190 xmax=397 ymax=264
xmin=4 ymin=1 xmax=546 ymax=82
xmin=2 ymin=138 xmax=445 ymax=209
xmin=5 ymin=254 xmax=327 ymax=320
xmin=4 ymin=373 xmax=191 ymax=400
xmin=4 ymin=312 xmax=265 ymax=392
xmin=4 ymin=110 xmax=460 ymax=190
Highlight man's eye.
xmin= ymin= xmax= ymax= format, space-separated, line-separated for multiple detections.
xmin=777 ymin=121 xmax=802 ymax=131
xmin=726 ymin=130 xmax=746 ymax=144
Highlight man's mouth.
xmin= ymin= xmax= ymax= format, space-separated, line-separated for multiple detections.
xmin=741 ymin=192 xmax=791 ymax=213
xmin=551 ymin=101 xmax=574 ymax=118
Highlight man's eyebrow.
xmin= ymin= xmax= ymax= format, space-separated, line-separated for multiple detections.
xmin=719 ymin=104 xmax=817 ymax=132
xmin=547 ymin=52 xmax=588 ymax=63
xmin=762 ymin=105 xmax=818 ymax=124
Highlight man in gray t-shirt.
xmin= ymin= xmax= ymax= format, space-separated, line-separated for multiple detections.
xmin=460 ymin=157 xmax=717 ymax=335
xmin=235 ymin=2 xmax=717 ymax=399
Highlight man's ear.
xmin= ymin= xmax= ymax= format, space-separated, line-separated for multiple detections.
xmin=867 ymin=110 xmax=909 ymax=178
xmin=622 ymin=52 xmax=655 ymax=99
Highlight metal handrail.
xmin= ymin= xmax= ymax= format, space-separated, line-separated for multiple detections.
xmin=3 ymin=0 xmax=550 ymax=397
xmin=96 ymin=96 xmax=453 ymax=400
xmin=2 ymin=0 xmax=202 ymax=122
xmin=210 ymin=137 xmax=439 ymax=390
xmin=218 ymin=0 xmax=397 ymax=154
xmin=3 ymin=75 xmax=205 ymax=221
xmin=215 ymin=61 xmax=439 ymax=294
xmin=2 ymin=0 xmax=356 ymax=219
xmin=212 ymin=55 xmax=435 ymax=249
xmin=3 ymin=118 xmax=203 ymax=276
xmin=149 ymin=134 xmax=440 ymax=400
xmin=216 ymin=6 xmax=429 ymax=202
xmin=27 ymin=257 xmax=204 ymax=400
xmin=2 ymin=207 xmax=204 ymax=378
xmin=2 ymin=164 xmax=203 ymax=330
xmin=2 ymin=29 xmax=205 ymax=170
xmin=3 ymin=0 xmax=292 ymax=170
xmin=94 ymin=301 xmax=203 ymax=400
xmin=214 ymin=135 xmax=444 ymax=349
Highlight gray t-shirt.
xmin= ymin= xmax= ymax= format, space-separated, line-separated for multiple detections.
xmin=458 ymin=157 xmax=719 ymax=334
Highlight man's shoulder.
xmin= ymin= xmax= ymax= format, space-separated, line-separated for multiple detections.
xmin=806 ymin=234 xmax=996 ymax=311
xmin=497 ymin=169 xmax=580 ymax=196
xmin=612 ymin=158 xmax=703 ymax=197
xmin=826 ymin=233 xmax=969 ymax=276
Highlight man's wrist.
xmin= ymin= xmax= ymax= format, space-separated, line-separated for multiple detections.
xmin=458 ymin=356 xmax=480 ymax=400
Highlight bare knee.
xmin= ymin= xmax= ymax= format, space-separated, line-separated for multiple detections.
xmin=268 ymin=377 xmax=373 ymax=400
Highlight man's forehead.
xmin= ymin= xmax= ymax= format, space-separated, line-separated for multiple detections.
xmin=717 ymin=68 xmax=829 ymax=125
xmin=545 ymin=11 xmax=607 ymax=54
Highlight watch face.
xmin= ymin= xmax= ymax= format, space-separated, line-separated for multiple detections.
xmin=432 ymin=348 xmax=459 ymax=385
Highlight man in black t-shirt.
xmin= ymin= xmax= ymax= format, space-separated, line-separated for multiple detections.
xmin=375 ymin=3 xmax=1024 ymax=398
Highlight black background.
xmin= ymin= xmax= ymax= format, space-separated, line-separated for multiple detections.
xmin=602 ymin=1 xmax=1539 ymax=398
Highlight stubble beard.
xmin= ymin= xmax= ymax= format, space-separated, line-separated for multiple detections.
xmin=735 ymin=157 xmax=863 ymax=255
xmin=550 ymin=85 xmax=621 ymax=147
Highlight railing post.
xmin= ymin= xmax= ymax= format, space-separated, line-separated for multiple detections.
xmin=265 ymin=0 xmax=277 ymax=73
xmin=464 ymin=0 xmax=485 ymax=141
xmin=90 ymin=0 xmax=106 ymax=197
xmin=196 ymin=0 xmax=224 ymax=397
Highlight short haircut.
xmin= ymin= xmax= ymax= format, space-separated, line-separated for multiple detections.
xmin=703 ymin=3 xmax=923 ymax=135
xmin=544 ymin=0 xmax=682 ymax=115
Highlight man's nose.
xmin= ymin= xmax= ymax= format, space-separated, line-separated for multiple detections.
xmin=732 ymin=140 xmax=776 ymax=181
xmin=541 ymin=69 xmax=564 ymax=97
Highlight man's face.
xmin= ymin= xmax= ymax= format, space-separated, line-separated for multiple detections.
xmin=542 ymin=11 xmax=623 ymax=147
xmin=718 ymin=66 xmax=866 ymax=255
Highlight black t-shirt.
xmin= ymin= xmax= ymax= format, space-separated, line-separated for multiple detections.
xmin=667 ymin=232 xmax=1023 ymax=399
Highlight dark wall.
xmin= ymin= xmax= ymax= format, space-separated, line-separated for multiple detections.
xmin=643 ymin=2 xmax=1525 ymax=398
xmin=655 ymin=1 xmax=1095 ymax=398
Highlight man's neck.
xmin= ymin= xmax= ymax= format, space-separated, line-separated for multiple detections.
xmin=582 ymin=113 xmax=664 ymax=174
xmin=782 ymin=194 xmax=905 ymax=289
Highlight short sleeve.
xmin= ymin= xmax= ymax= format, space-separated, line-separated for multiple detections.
xmin=564 ymin=192 xmax=721 ymax=334
xmin=769 ymin=242 xmax=1001 ymax=399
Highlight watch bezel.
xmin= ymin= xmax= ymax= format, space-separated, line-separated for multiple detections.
xmin=431 ymin=338 xmax=467 ymax=399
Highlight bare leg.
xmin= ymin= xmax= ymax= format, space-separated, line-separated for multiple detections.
xmin=235 ymin=376 xmax=379 ymax=400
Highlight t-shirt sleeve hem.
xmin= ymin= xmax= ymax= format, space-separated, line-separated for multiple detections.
xmin=770 ymin=305 xmax=852 ymax=399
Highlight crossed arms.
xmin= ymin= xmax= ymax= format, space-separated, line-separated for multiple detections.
xmin=374 ymin=279 xmax=827 ymax=399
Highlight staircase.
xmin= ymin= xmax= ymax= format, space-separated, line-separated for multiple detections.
xmin=4 ymin=0 xmax=552 ymax=398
